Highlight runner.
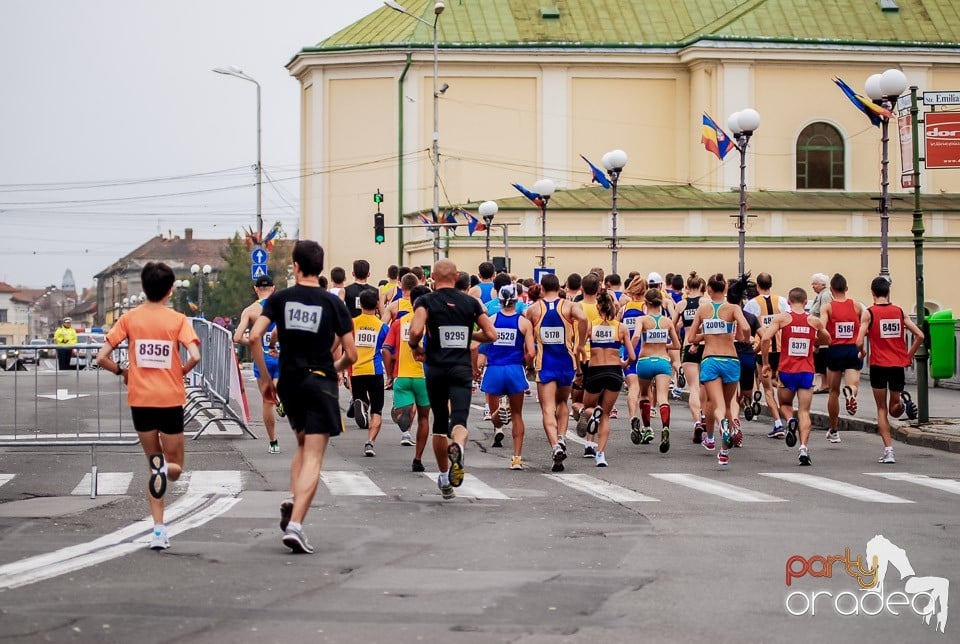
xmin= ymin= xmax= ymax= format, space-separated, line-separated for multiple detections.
xmin=671 ymin=272 xmax=707 ymax=443
xmin=351 ymin=289 xmax=390 ymax=456
xmin=407 ymin=259 xmax=497 ymax=498
xmin=577 ymin=289 xmax=636 ymax=466
xmin=572 ymin=272 xmax=601 ymax=457
xmin=233 ymin=274 xmax=281 ymax=453
xmin=745 ymin=272 xmax=790 ymax=439
xmin=328 ymin=266 xmax=347 ymax=301
xmin=382 ymin=285 xmax=431 ymax=470
xmin=526 ymin=274 xmax=588 ymax=471
xmin=379 ymin=264 xmax=400 ymax=307
xmin=688 ymin=273 xmax=751 ymax=469
xmin=249 ymin=240 xmax=357 ymax=554
xmin=95 ymin=261 xmax=201 ymax=551
xmin=478 ymin=284 xmax=535 ymax=469
xmin=856 ymin=277 xmax=924 ymax=464
xmin=761 ymin=287 xmax=829 ymax=466
xmin=809 ymin=273 xmax=832 ymax=394
xmin=468 ymin=261 xmax=497 ymax=302
xmin=619 ymin=277 xmax=647 ymax=442
xmin=631 ymin=288 xmax=681 ymax=453
xmin=820 ymin=273 xmax=864 ymax=443
xmin=344 ymin=259 xmax=379 ymax=318
xmin=564 ymin=273 xmax=582 ymax=301
xmin=381 ymin=272 xmax=418 ymax=327
xmin=726 ymin=276 xmax=761 ymax=439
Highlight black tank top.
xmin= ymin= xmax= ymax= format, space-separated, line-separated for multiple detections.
xmin=681 ymin=297 xmax=700 ymax=329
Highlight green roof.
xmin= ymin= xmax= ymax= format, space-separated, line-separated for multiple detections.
xmin=462 ymin=184 xmax=960 ymax=213
xmin=306 ymin=0 xmax=960 ymax=53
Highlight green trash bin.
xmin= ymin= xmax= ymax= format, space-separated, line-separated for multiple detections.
xmin=928 ymin=309 xmax=956 ymax=379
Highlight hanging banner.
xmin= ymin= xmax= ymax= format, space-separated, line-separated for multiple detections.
xmin=924 ymin=112 xmax=960 ymax=169
xmin=899 ymin=114 xmax=914 ymax=188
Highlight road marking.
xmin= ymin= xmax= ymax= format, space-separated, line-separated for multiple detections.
xmin=422 ymin=473 xmax=510 ymax=499
xmin=172 ymin=470 xmax=243 ymax=495
xmin=545 ymin=473 xmax=659 ymax=503
xmin=71 ymin=472 xmax=133 ymax=496
xmin=561 ymin=433 xmax=588 ymax=447
xmin=321 ymin=471 xmax=386 ymax=496
xmin=0 ymin=474 xmax=14 ymax=489
xmin=865 ymin=472 xmax=960 ymax=495
xmin=0 ymin=493 xmax=238 ymax=590
xmin=760 ymin=473 xmax=914 ymax=503
xmin=36 ymin=388 xmax=91 ymax=401
xmin=649 ymin=473 xmax=787 ymax=503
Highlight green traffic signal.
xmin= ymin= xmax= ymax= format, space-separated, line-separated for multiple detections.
xmin=374 ymin=189 xmax=383 ymax=204
xmin=374 ymin=212 xmax=385 ymax=244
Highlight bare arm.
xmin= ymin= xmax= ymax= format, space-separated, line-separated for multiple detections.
xmin=473 ymin=312 xmax=498 ymax=343
xmin=855 ymin=307 xmax=872 ymax=354
xmin=232 ymin=302 xmax=258 ymax=344
xmin=95 ymin=341 xmax=127 ymax=383
xmin=335 ymin=332 xmax=358 ymax=371
xmin=520 ymin=316 xmax=536 ymax=365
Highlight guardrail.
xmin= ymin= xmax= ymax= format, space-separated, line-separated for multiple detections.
xmin=185 ymin=319 xmax=253 ymax=440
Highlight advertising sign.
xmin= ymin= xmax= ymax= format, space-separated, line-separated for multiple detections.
xmin=924 ymin=112 xmax=960 ymax=169
xmin=898 ymin=114 xmax=914 ymax=188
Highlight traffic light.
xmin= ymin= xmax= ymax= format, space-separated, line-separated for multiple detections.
xmin=374 ymin=212 xmax=385 ymax=244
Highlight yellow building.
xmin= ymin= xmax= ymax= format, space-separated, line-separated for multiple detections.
xmin=288 ymin=0 xmax=960 ymax=311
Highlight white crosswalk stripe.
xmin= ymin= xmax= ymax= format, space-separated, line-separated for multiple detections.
xmin=321 ymin=471 xmax=386 ymax=496
xmin=649 ymin=473 xmax=787 ymax=502
xmin=172 ymin=470 xmax=244 ymax=496
xmin=71 ymin=472 xmax=133 ymax=496
xmin=865 ymin=472 xmax=960 ymax=495
xmin=0 ymin=474 xmax=15 ymax=489
xmin=545 ymin=473 xmax=659 ymax=503
xmin=760 ymin=473 xmax=914 ymax=503
xmin=422 ymin=473 xmax=510 ymax=499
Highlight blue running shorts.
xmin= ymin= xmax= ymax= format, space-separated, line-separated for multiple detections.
xmin=634 ymin=356 xmax=672 ymax=381
xmin=481 ymin=364 xmax=529 ymax=396
xmin=700 ymin=356 xmax=740 ymax=384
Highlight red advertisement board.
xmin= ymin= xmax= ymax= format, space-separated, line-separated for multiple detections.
xmin=924 ymin=112 xmax=960 ymax=168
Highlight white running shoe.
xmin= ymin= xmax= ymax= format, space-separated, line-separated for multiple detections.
xmin=149 ymin=530 xmax=170 ymax=550
xmin=826 ymin=429 xmax=841 ymax=444
xmin=878 ymin=449 xmax=896 ymax=464
xmin=400 ymin=431 xmax=415 ymax=446
xmin=595 ymin=451 xmax=608 ymax=467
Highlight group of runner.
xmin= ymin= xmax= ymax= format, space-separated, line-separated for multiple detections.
xmin=92 ymin=242 xmax=924 ymax=554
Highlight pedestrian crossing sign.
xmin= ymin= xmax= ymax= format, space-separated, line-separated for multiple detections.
xmin=251 ymin=264 xmax=269 ymax=280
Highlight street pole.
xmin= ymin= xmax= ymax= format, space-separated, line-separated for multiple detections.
xmin=879 ymin=100 xmax=892 ymax=279
xmin=540 ymin=201 xmax=548 ymax=268
xmin=737 ymin=135 xmax=748 ymax=277
xmin=501 ymin=223 xmax=511 ymax=271
xmin=485 ymin=225 xmax=491 ymax=261
xmin=255 ymin=79 xmax=262 ymax=244
xmin=910 ymin=86 xmax=929 ymax=423
xmin=431 ymin=11 xmax=441 ymax=263
xmin=610 ymin=171 xmax=620 ymax=274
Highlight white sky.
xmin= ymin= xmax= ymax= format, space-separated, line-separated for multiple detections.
xmin=0 ymin=0 xmax=384 ymax=290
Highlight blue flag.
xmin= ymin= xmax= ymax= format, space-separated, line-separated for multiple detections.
xmin=579 ymin=154 xmax=611 ymax=188
xmin=511 ymin=183 xmax=544 ymax=208
xmin=444 ymin=209 xmax=459 ymax=233
xmin=833 ymin=77 xmax=893 ymax=127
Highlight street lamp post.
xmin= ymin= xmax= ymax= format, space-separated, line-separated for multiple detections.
xmin=909 ymin=84 xmax=930 ymax=423
xmin=173 ymin=279 xmax=191 ymax=314
xmin=532 ymin=179 xmax=556 ymax=269
xmin=191 ymin=264 xmax=212 ymax=318
xmin=384 ymin=1 xmax=445 ymax=262
xmin=213 ymin=65 xmax=262 ymax=244
xmin=601 ymin=149 xmax=628 ymax=274
xmin=478 ymin=200 xmax=498 ymax=262
xmin=727 ymin=108 xmax=761 ymax=277
xmin=864 ymin=69 xmax=908 ymax=280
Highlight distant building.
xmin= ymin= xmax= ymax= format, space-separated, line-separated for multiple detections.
xmin=0 ymin=281 xmax=28 ymax=344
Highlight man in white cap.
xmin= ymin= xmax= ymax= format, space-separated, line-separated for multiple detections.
xmin=54 ymin=317 xmax=78 ymax=371
xmin=809 ymin=272 xmax=832 ymax=393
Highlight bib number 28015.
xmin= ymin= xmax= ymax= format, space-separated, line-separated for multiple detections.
xmin=136 ymin=339 xmax=173 ymax=369
xmin=439 ymin=326 xmax=469 ymax=349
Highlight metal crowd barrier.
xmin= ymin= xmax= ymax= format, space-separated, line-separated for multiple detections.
xmin=0 ymin=343 xmax=138 ymax=498
xmin=185 ymin=318 xmax=254 ymax=440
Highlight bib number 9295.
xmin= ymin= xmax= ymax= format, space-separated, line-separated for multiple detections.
xmin=438 ymin=326 xmax=469 ymax=349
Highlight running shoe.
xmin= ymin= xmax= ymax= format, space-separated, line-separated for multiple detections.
xmin=148 ymin=453 xmax=167 ymax=499
xmin=743 ymin=400 xmax=755 ymax=421
xmin=268 ymin=440 xmax=280 ymax=454
xmin=671 ymin=386 xmax=683 ymax=400
xmin=798 ymin=447 xmax=811 ymax=466
xmin=609 ymin=406 xmax=619 ymax=419
xmin=595 ymin=451 xmax=608 ymax=467
xmin=400 ymin=431 xmax=415 ymax=446
xmin=586 ymin=408 xmax=602 ymax=435
xmin=717 ymin=450 xmax=730 ymax=469
xmin=353 ymin=399 xmax=369 ymax=429
xmin=677 ymin=368 xmax=686 ymax=389
xmin=720 ymin=419 xmax=733 ymax=450
xmin=630 ymin=417 xmax=642 ymax=445
xmin=767 ymin=424 xmax=785 ymax=439
xmin=640 ymin=428 xmax=654 ymax=445
xmin=412 ymin=459 xmax=425 ymax=473
xmin=703 ymin=435 xmax=716 ymax=451
xmin=843 ymin=385 xmax=857 ymax=416
xmin=785 ymin=418 xmax=798 ymax=448
xmin=878 ymin=449 xmax=896 ymax=464
xmin=826 ymin=429 xmax=841 ymax=444
xmin=498 ymin=403 xmax=511 ymax=427
xmin=149 ymin=530 xmax=170 ymax=551
xmin=276 ymin=401 xmax=286 ymax=418
xmin=364 ymin=441 xmax=376 ymax=457
xmin=447 ymin=442 xmax=465 ymax=487
xmin=492 ymin=429 xmax=505 ymax=448
xmin=551 ymin=444 xmax=566 ymax=472
xmin=583 ymin=443 xmax=597 ymax=458
xmin=282 ymin=525 xmax=314 ymax=554
xmin=438 ymin=475 xmax=456 ymax=499
xmin=510 ymin=455 xmax=524 ymax=470
xmin=576 ymin=409 xmax=592 ymax=437
xmin=279 ymin=499 xmax=293 ymax=532
xmin=902 ymin=391 xmax=918 ymax=420
xmin=483 ymin=408 xmax=493 ymax=422
xmin=572 ymin=406 xmax=582 ymax=422
xmin=692 ymin=422 xmax=704 ymax=444
xmin=557 ymin=434 xmax=567 ymax=452
xmin=346 ymin=401 xmax=355 ymax=418
xmin=659 ymin=428 xmax=671 ymax=454
xmin=732 ymin=419 xmax=743 ymax=448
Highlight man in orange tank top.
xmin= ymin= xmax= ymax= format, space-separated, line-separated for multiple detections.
xmin=856 ymin=277 xmax=924 ymax=464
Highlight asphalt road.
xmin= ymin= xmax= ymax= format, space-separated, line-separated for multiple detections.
xmin=0 ymin=370 xmax=957 ymax=643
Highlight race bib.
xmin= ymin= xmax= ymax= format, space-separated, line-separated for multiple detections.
xmin=591 ymin=326 xmax=615 ymax=344
xmin=645 ymin=328 xmax=669 ymax=344
xmin=683 ymin=308 xmax=697 ymax=322
xmin=761 ymin=314 xmax=775 ymax=327
xmin=135 ymin=339 xmax=173 ymax=369
xmin=355 ymin=297 xmax=362 ymax=311
xmin=540 ymin=326 xmax=564 ymax=345
xmin=703 ymin=319 xmax=728 ymax=335
xmin=835 ymin=322 xmax=855 ymax=339
xmin=356 ymin=329 xmax=378 ymax=348
xmin=438 ymin=325 xmax=469 ymax=349
xmin=622 ymin=316 xmax=638 ymax=331
xmin=285 ymin=302 xmax=322 ymax=332
xmin=880 ymin=318 xmax=902 ymax=339
xmin=401 ymin=323 xmax=411 ymax=343
xmin=495 ymin=328 xmax=517 ymax=346
xmin=788 ymin=337 xmax=811 ymax=357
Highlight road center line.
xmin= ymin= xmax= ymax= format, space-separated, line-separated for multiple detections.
xmin=760 ymin=473 xmax=914 ymax=503
xmin=864 ymin=472 xmax=960 ymax=495
xmin=545 ymin=473 xmax=659 ymax=503
xmin=321 ymin=471 xmax=386 ymax=496
xmin=649 ymin=473 xmax=787 ymax=503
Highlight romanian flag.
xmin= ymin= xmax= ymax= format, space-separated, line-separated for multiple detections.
xmin=418 ymin=212 xmax=438 ymax=233
xmin=701 ymin=113 xmax=734 ymax=160
xmin=511 ymin=183 xmax=544 ymax=209
xmin=186 ymin=298 xmax=199 ymax=313
xmin=462 ymin=208 xmax=486 ymax=235
xmin=579 ymin=154 xmax=611 ymax=189
xmin=833 ymin=77 xmax=894 ymax=127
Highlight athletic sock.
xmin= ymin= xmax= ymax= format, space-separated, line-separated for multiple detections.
xmin=288 ymin=521 xmax=302 ymax=532
xmin=640 ymin=400 xmax=651 ymax=427
xmin=774 ymin=419 xmax=783 ymax=430
xmin=659 ymin=404 xmax=670 ymax=428
xmin=439 ymin=472 xmax=450 ymax=487
xmin=153 ymin=524 xmax=166 ymax=534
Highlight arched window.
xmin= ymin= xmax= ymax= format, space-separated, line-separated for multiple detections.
xmin=796 ymin=122 xmax=844 ymax=189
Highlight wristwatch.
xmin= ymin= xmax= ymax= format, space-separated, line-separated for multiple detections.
xmin=117 ymin=367 xmax=126 ymax=377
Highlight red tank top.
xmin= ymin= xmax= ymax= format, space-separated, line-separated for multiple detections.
xmin=779 ymin=311 xmax=817 ymax=373
xmin=867 ymin=304 xmax=909 ymax=367
xmin=827 ymin=298 xmax=859 ymax=346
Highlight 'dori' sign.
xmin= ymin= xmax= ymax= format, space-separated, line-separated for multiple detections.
xmin=925 ymin=112 xmax=960 ymax=169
